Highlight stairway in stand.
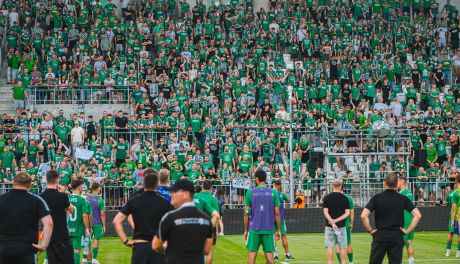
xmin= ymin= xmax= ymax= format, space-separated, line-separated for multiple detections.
xmin=0 ymin=66 xmax=17 ymax=115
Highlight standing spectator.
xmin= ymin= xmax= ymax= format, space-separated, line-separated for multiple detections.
xmin=71 ymin=122 xmax=85 ymax=155
xmin=0 ymin=172 xmax=53 ymax=263
xmin=12 ymin=81 xmax=26 ymax=115
xmin=40 ymin=170 xmax=74 ymax=264
xmin=322 ymin=180 xmax=350 ymax=264
xmin=152 ymin=179 xmax=213 ymax=264
xmin=361 ymin=174 xmax=422 ymax=264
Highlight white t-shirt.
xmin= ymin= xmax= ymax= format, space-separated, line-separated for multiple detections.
xmin=71 ymin=126 xmax=85 ymax=143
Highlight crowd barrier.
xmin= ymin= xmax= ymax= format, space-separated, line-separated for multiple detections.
xmin=26 ymin=85 xmax=134 ymax=106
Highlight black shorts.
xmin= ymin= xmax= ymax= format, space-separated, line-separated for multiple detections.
xmin=237 ymin=188 xmax=246 ymax=196
xmin=0 ymin=254 xmax=35 ymax=264
xmin=47 ymin=239 xmax=74 ymax=264
xmin=212 ymin=228 xmax=217 ymax=245
xmin=132 ymin=242 xmax=165 ymax=264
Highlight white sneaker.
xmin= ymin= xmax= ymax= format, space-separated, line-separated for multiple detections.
xmin=446 ymin=249 xmax=451 ymax=257
xmin=43 ymin=260 xmax=48 ymax=264
xmin=455 ymin=250 xmax=460 ymax=257
xmin=93 ymin=259 xmax=100 ymax=264
xmin=82 ymin=260 xmax=87 ymax=264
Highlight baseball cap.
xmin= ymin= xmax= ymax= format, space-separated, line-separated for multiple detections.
xmin=171 ymin=179 xmax=195 ymax=194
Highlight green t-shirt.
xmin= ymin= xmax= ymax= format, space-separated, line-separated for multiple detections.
xmin=244 ymin=186 xmax=280 ymax=234
xmin=0 ymin=151 xmax=14 ymax=169
xmin=399 ymin=189 xmax=414 ymax=228
xmin=193 ymin=193 xmax=217 ymax=217
xmin=68 ymin=194 xmax=89 ymax=237
xmin=452 ymin=189 xmax=460 ymax=220
xmin=194 ymin=191 xmax=219 ymax=216
xmin=345 ymin=195 xmax=354 ymax=228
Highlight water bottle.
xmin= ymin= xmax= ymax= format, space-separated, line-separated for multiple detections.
xmin=83 ymin=237 xmax=89 ymax=255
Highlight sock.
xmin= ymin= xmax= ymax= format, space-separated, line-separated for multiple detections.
xmin=74 ymin=253 xmax=80 ymax=264
xmin=92 ymin=248 xmax=99 ymax=259
xmin=286 ymin=252 xmax=291 ymax=256
xmin=347 ymin=253 xmax=353 ymax=262
xmin=447 ymin=241 xmax=453 ymax=249
xmin=87 ymin=260 xmax=92 ymax=264
xmin=336 ymin=253 xmax=341 ymax=262
xmin=408 ymin=257 xmax=414 ymax=264
xmin=457 ymin=243 xmax=460 ymax=250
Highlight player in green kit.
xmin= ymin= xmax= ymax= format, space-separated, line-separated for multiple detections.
xmin=336 ymin=185 xmax=355 ymax=264
xmin=272 ymin=180 xmax=294 ymax=260
xmin=398 ymin=176 xmax=415 ymax=264
xmin=68 ymin=180 xmax=91 ymax=264
xmin=194 ymin=180 xmax=220 ymax=264
xmin=81 ymin=191 xmax=93 ymax=264
xmin=244 ymin=170 xmax=281 ymax=264
xmin=446 ymin=175 xmax=460 ymax=257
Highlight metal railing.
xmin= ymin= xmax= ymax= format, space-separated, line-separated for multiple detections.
xmin=26 ymin=85 xmax=134 ymax=106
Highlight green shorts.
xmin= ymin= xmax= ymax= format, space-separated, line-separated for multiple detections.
xmin=449 ymin=219 xmax=455 ymax=233
xmin=246 ymin=231 xmax=275 ymax=252
xmin=93 ymin=224 xmax=104 ymax=240
xmin=346 ymin=227 xmax=352 ymax=245
xmin=280 ymin=220 xmax=287 ymax=235
xmin=403 ymin=231 xmax=414 ymax=242
xmin=71 ymin=236 xmax=85 ymax=250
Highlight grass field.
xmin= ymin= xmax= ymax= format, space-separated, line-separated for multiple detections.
xmin=38 ymin=231 xmax=460 ymax=263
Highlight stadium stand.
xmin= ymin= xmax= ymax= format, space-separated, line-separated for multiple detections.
xmin=0 ymin=0 xmax=459 ymax=210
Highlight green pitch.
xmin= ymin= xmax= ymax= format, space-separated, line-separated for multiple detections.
xmin=39 ymin=232 xmax=458 ymax=263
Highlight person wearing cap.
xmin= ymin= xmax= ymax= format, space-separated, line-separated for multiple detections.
xmin=0 ymin=172 xmax=53 ymax=263
xmin=113 ymin=170 xmax=173 ymax=264
xmin=322 ymin=179 xmax=350 ymax=264
xmin=152 ymin=179 xmax=213 ymax=264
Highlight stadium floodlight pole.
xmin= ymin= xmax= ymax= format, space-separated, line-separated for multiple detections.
xmin=287 ymin=85 xmax=294 ymax=207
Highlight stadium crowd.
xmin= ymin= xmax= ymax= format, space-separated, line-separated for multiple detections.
xmin=0 ymin=0 xmax=459 ymax=207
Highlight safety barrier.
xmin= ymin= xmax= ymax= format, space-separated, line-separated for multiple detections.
xmin=26 ymin=85 xmax=134 ymax=106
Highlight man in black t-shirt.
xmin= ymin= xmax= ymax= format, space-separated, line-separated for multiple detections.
xmin=113 ymin=170 xmax=173 ymax=264
xmin=40 ymin=170 xmax=74 ymax=264
xmin=322 ymin=179 xmax=350 ymax=264
xmin=0 ymin=172 xmax=53 ymax=264
xmin=153 ymin=179 xmax=213 ymax=264
xmin=361 ymin=174 xmax=421 ymax=264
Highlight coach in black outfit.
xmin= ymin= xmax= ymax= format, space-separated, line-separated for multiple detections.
xmin=361 ymin=174 xmax=422 ymax=264
xmin=113 ymin=170 xmax=173 ymax=264
xmin=0 ymin=172 xmax=54 ymax=264
xmin=152 ymin=179 xmax=213 ymax=264
xmin=40 ymin=170 xmax=75 ymax=264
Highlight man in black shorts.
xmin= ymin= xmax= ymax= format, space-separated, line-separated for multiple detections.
xmin=113 ymin=170 xmax=173 ymax=264
xmin=0 ymin=172 xmax=53 ymax=264
xmin=40 ymin=170 xmax=75 ymax=264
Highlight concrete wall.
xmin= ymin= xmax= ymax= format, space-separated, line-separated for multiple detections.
xmin=33 ymin=104 xmax=130 ymax=120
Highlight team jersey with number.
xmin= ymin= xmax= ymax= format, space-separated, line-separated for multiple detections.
xmin=68 ymin=194 xmax=89 ymax=237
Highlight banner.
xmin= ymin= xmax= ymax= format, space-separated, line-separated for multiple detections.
xmin=231 ymin=177 xmax=251 ymax=190
xmin=75 ymin=148 xmax=94 ymax=160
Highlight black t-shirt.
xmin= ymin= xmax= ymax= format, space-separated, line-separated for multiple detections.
xmin=40 ymin=189 xmax=70 ymax=243
xmin=322 ymin=192 xmax=350 ymax=228
xmin=120 ymin=191 xmax=173 ymax=241
xmin=365 ymin=189 xmax=416 ymax=242
xmin=159 ymin=204 xmax=212 ymax=264
xmin=0 ymin=189 xmax=50 ymax=256
xmin=115 ymin=117 xmax=128 ymax=128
